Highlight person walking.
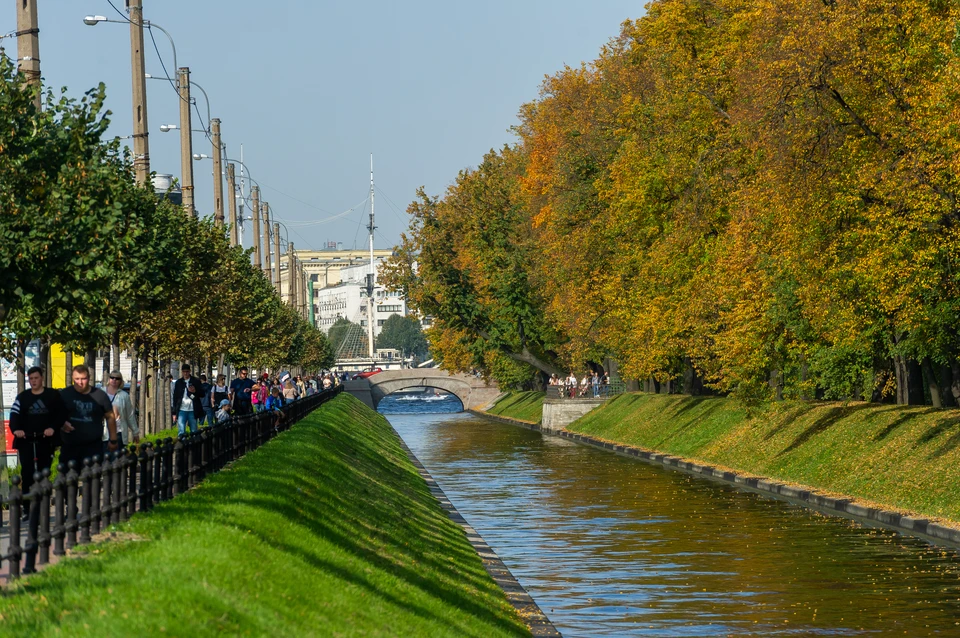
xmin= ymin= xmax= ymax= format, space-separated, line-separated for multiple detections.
xmin=104 ymin=371 xmax=139 ymax=448
xmin=229 ymin=366 xmax=255 ymax=415
xmin=592 ymin=371 xmax=601 ymax=398
xmin=198 ymin=374 xmax=214 ymax=426
xmin=282 ymin=378 xmax=298 ymax=405
xmin=61 ymin=365 xmax=119 ymax=470
xmin=171 ymin=364 xmax=205 ymax=435
xmin=11 ymin=365 xmax=67 ymax=575
xmin=9 ymin=366 xmax=65 ymax=505
xmin=212 ymin=374 xmax=229 ymax=411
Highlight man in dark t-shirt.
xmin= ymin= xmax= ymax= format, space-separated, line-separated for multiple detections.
xmin=9 ymin=366 xmax=66 ymax=497
xmin=229 ymin=367 xmax=255 ymax=416
xmin=60 ymin=364 xmax=118 ymax=469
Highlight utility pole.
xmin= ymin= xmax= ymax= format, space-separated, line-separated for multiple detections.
xmin=128 ymin=0 xmax=149 ymax=184
xmin=16 ymin=0 xmax=40 ymax=111
xmin=251 ymin=185 xmax=262 ymax=267
xmin=178 ymin=67 xmax=195 ymax=216
xmin=300 ymin=263 xmax=308 ymax=319
xmin=211 ymin=118 xmax=224 ymax=226
xmin=261 ymin=202 xmax=272 ymax=281
xmin=273 ymin=223 xmax=281 ymax=295
xmin=288 ymin=242 xmax=297 ymax=307
xmin=226 ymin=163 xmax=238 ymax=246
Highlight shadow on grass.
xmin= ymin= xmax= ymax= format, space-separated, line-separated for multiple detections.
xmin=763 ymin=403 xmax=817 ymax=442
xmin=778 ymin=403 xmax=873 ymax=456
xmin=872 ymin=407 xmax=937 ymax=442
xmin=917 ymin=415 xmax=960 ymax=460
xmin=669 ymin=396 xmax=717 ymax=418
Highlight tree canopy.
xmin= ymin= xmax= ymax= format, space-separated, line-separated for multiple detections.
xmin=375 ymin=314 xmax=429 ymax=359
xmin=0 ymin=59 xmax=332 ymax=373
xmin=384 ymin=0 xmax=960 ymax=405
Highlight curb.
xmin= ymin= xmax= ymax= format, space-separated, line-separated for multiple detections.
xmin=467 ymin=410 xmax=960 ymax=550
xmin=391 ymin=430 xmax=561 ymax=637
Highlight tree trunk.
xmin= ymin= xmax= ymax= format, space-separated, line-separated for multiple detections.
xmin=951 ymin=362 xmax=960 ymax=407
xmin=64 ymin=350 xmax=73 ymax=388
xmin=683 ymin=358 xmax=703 ymax=396
xmin=130 ymin=338 xmax=140 ymax=434
xmin=907 ymin=359 xmax=925 ymax=405
xmin=939 ymin=364 xmax=956 ymax=407
xmin=111 ymin=329 xmax=121 ymax=371
xmin=15 ymin=338 xmax=26 ymax=394
xmin=84 ymin=349 xmax=96 ymax=386
xmin=921 ymin=357 xmax=943 ymax=408
xmin=39 ymin=338 xmax=51 ymax=380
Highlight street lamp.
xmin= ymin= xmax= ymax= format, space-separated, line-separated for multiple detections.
xmin=83 ymin=16 xmax=179 ymax=83
xmin=146 ymin=74 xmax=211 ymax=132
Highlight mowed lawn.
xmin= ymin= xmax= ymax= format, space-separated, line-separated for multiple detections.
xmin=569 ymin=393 xmax=960 ymax=525
xmin=486 ymin=392 xmax=544 ymax=424
xmin=0 ymin=394 xmax=530 ymax=637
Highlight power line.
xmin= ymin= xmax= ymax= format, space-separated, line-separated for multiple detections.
xmin=258 ymin=181 xmax=335 ymax=215
xmin=146 ymin=26 xmax=179 ymax=99
xmin=105 ymin=0 xmax=129 ymax=22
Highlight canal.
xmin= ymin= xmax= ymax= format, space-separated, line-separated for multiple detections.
xmin=381 ymin=394 xmax=960 ymax=636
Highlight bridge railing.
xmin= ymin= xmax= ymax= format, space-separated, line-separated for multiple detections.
xmin=0 ymin=386 xmax=342 ymax=580
xmin=546 ymin=381 xmax=626 ymax=400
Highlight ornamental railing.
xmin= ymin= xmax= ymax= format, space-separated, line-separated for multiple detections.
xmin=1 ymin=385 xmax=342 ymax=580
xmin=545 ymin=380 xmax=626 ymax=400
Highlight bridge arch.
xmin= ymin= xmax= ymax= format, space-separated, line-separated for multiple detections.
xmin=370 ymin=377 xmax=471 ymax=410
xmin=344 ymin=369 xmax=500 ymax=411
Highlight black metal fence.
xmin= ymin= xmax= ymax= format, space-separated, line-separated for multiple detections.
xmin=545 ymin=380 xmax=626 ymax=400
xmin=1 ymin=385 xmax=342 ymax=580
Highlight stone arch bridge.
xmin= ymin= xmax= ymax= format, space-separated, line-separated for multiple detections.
xmin=343 ymin=369 xmax=500 ymax=411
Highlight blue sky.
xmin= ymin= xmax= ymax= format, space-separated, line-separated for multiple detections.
xmin=26 ymin=0 xmax=642 ymax=250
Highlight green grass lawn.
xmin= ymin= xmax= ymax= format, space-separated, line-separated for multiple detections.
xmin=486 ymin=392 xmax=545 ymax=423
xmin=0 ymin=394 xmax=530 ymax=637
xmin=568 ymin=393 xmax=960 ymax=525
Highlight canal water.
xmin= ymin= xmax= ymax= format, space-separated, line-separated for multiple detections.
xmin=380 ymin=394 xmax=960 ymax=637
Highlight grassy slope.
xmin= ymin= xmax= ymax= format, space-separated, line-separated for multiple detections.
xmin=569 ymin=393 xmax=960 ymax=524
xmin=0 ymin=394 xmax=529 ymax=638
xmin=486 ymin=392 xmax=545 ymax=423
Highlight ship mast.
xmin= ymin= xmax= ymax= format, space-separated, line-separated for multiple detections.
xmin=367 ymin=154 xmax=376 ymax=360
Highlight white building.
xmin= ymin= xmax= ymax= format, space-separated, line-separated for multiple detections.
xmin=314 ymin=260 xmax=409 ymax=342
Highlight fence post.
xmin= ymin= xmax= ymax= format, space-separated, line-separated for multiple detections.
xmin=90 ymin=455 xmax=102 ymax=536
xmin=38 ymin=469 xmax=52 ymax=565
xmin=101 ymin=454 xmax=113 ymax=529
xmin=172 ymin=437 xmax=184 ymax=497
xmin=79 ymin=458 xmax=93 ymax=545
xmin=53 ymin=463 xmax=66 ymax=556
xmin=144 ymin=443 xmax=155 ymax=508
xmin=127 ymin=446 xmax=138 ymax=517
xmin=66 ymin=461 xmax=79 ymax=549
xmin=164 ymin=438 xmax=175 ymax=500
xmin=118 ymin=449 xmax=129 ymax=522
xmin=8 ymin=475 xmax=22 ymax=580
xmin=111 ymin=451 xmax=123 ymax=523
xmin=138 ymin=445 xmax=149 ymax=511
xmin=151 ymin=443 xmax=161 ymax=505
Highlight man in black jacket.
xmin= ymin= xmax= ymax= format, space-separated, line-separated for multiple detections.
xmin=9 ymin=366 xmax=66 ymax=498
xmin=172 ymin=364 xmax=205 ymax=435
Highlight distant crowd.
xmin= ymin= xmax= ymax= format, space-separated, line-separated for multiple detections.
xmin=548 ymin=371 xmax=611 ymax=398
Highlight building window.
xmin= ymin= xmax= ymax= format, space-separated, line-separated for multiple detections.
xmin=377 ymin=319 xmax=386 ymax=326
xmin=378 ymin=305 xmax=402 ymax=313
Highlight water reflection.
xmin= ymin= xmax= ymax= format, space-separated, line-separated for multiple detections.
xmin=379 ymin=391 xmax=463 ymax=414
xmin=388 ymin=411 xmax=960 ymax=637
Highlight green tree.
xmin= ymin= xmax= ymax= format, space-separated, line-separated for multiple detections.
xmin=375 ymin=314 xmax=429 ymax=359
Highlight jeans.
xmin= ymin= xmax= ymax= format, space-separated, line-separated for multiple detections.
xmin=177 ymin=410 xmax=198 ymax=436
xmin=200 ymin=407 xmax=215 ymax=426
